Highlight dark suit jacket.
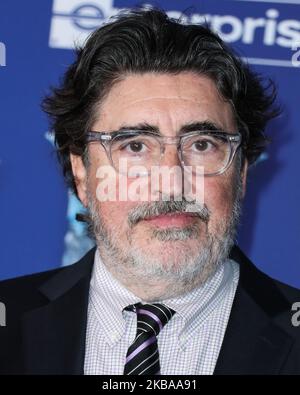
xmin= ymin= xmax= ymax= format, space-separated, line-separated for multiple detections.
xmin=0 ymin=246 xmax=300 ymax=375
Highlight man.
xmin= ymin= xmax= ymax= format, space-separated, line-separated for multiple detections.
xmin=0 ymin=8 xmax=299 ymax=375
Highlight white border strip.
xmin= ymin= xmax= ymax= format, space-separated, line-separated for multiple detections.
xmin=243 ymin=57 xmax=297 ymax=67
xmin=235 ymin=0 xmax=300 ymax=4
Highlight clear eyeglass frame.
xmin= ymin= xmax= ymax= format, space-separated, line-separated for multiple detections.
xmin=85 ymin=129 xmax=243 ymax=176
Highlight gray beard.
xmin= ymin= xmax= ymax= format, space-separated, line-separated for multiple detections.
xmin=85 ymin=180 xmax=243 ymax=301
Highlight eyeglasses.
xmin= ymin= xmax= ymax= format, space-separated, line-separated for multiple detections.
xmin=86 ymin=129 xmax=242 ymax=176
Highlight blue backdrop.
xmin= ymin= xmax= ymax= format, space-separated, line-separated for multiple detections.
xmin=0 ymin=0 xmax=299 ymax=287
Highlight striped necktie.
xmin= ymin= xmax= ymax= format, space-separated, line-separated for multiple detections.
xmin=123 ymin=303 xmax=175 ymax=375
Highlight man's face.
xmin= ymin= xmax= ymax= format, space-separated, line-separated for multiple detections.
xmin=71 ymin=72 xmax=247 ymax=299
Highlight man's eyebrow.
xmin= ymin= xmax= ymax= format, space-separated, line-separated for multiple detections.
xmin=179 ymin=121 xmax=223 ymax=135
xmin=115 ymin=121 xmax=223 ymax=135
xmin=117 ymin=123 xmax=160 ymax=134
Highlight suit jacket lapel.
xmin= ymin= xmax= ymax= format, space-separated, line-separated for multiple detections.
xmin=214 ymin=246 xmax=294 ymax=375
xmin=21 ymin=248 xmax=95 ymax=375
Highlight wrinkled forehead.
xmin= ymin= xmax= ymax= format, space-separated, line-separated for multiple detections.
xmin=93 ymin=72 xmax=237 ymax=134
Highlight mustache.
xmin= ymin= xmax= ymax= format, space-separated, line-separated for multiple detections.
xmin=127 ymin=198 xmax=211 ymax=228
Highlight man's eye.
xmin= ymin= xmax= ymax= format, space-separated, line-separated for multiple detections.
xmin=192 ymin=139 xmax=215 ymax=152
xmin=123 ymin=141 xmax=146 ymax=153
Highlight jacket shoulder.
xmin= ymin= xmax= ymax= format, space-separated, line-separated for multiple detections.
xmin=0 ymin=266 xmax=68 ymax=315
xmin=272 ymin=276 xmax=300 ymax=302
xmin=0 ymin=248 xmax=95 ymax=314
xmin=232 ymin=245 xmax=300 ymax=296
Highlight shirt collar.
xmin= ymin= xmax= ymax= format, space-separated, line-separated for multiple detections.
xmin=89 ymin=248 xmax=239 ymax=347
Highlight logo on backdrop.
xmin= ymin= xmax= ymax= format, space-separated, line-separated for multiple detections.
xmin=49 ymin=0 xmax=118 ymax=49
xmin=292 ymin=42 xmax=300 ymax=66
xmin=49 ymin=0 xmax=300 ymax=67
xmin=0 ymin=42 xmax=6 ymax=66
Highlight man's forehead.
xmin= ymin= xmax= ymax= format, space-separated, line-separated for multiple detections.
xmin=94 ymin=72 xmax=236 ymax=132
xmin=103 ymin=72 xmax=223 ymax=102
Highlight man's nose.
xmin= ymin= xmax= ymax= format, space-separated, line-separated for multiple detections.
xmin=150 ymin=144 xmax=184 ymax=199
xmin=160 ymin=144 xmax=182 ymax=168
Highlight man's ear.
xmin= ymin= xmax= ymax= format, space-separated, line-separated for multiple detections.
xmin=241 ymin=157 xmax=248 ymax=198
xmin=70 ymin=153 xmax=88 ymax=207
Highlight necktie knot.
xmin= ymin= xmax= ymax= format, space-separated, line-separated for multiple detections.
xmin=126 ymin=302 xmax=175 ymax=336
